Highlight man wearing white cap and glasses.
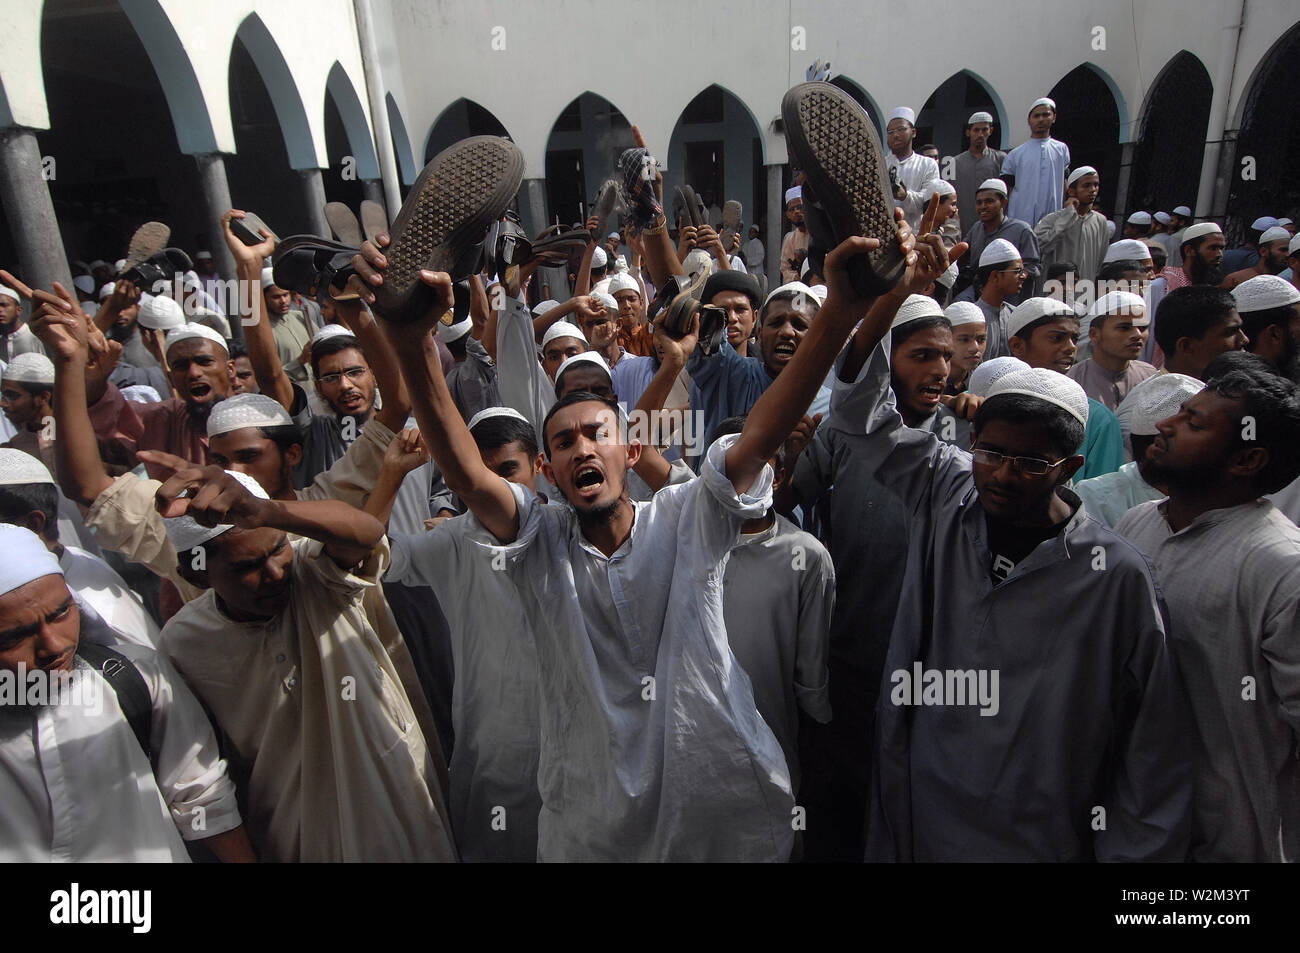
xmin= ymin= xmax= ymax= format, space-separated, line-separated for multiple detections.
xmin=1067 ymin=291 xmax=1158 ymax=410
xmin=1075 ymin=372 xmax=1204 ymax=527
xmin=1220 ymin=225 xmax=1292 ymax=292
xmin=999 ymin=97 xmax=1071 ymax=230
xmin=780 ymin=185 xmax=810 ymax=283
xmin=885 ymin=107 xmax=941 ymax=234
xmin=970 ymin=238 xmax=1024 ymax=359
xmin=954 ymin=111 xmax=1006 ymax=236
xmin=956 ymin=178 xmax=1040 ymax=303
xmin=0 ymin=522 xmax=254 ymax=862
xmin=1116 ymin=350 xmax=1300 ymax=860
xmin=1035 ymin=165 xmax=1109 ymax=285
xmin=0 ymin=283 xmax=44 ymax=362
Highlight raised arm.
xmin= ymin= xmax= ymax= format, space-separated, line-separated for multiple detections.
xmin=352 ymin=238 xmax=519 ymax=543
xmin=222 ymin=210 xmax=294 ymax=412
xmin=628 ymin=313 xmax=698 ymax=491
xmin=363 ymin=427 xmax=430 ymax=528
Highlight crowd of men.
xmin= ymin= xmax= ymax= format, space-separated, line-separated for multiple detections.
xmin=1 ymin=83 xmax=1297 ymax=863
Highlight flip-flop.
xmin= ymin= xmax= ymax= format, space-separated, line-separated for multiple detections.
xmin=229 ymin=212 xmax=277 ymax=248
xmin=781 ymin=82 xmax=904 ymax=297
xmin=719 ymin=200 xmax=743 ymax=254
xmin=271 ymin=236 xmax=361 ymax=301
xmin=122 ymin=222 xmax=171 ymax=272
xmin=359 ymin=200 xmax=389 ymax=244
xmin=325 ymin=203 xmax=364 ymax=246
xmin=374 ymin=135 xmax=525 ymax=324
xmin=592 ymin=179 xmax=624 ymax=238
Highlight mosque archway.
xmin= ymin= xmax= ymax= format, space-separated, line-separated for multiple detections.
xmin=916 ymin=70 xmax=1004 ymax=161
xmin=666 ymin=85 xmax=764 ymax=235
xmin=1128 ymin=51 xmax=1213 ymax=226
xmin=1047 ymin=65 xmax=1123 ymax=218
xmin=544 ymin=93 xmax=632 ymax=229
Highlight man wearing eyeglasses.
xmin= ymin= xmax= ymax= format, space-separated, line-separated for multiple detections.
xmin=971 ymin=239 xmax=1025 ymax=360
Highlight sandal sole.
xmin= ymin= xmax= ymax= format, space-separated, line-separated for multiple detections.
xmin=375 ymin=136 xmax=525 ymax=322
xmin=781 ymin=82 xmax=903 ymax=296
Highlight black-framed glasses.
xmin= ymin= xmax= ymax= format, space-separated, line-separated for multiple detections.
xmin=998 ymin=265 xmax=1028 ymax=276
xmin=318 ymin=366 xmax=369 ymax=386
xmin=970 ymin=448 xmax=1068 ymax=475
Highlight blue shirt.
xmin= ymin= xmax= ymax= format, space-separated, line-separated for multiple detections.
xmin=1001 ymin=137 xmax=1071 ymax=228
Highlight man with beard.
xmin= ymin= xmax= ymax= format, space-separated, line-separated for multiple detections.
xmin=1075 ymin=373 xmax=1204 ymax=527
xmin=93 ymin=283 xmax=172 ymax=399
xmin=1221 ymin=226 xmax=1292 ymax=292
xmin=954 ymin=111 xmax=1006 ymax=237
xmin=1167 ymin=222 xmax=1226 ymax=290
xmin=1116 ymin=354 xmax=1300 ymax=861
xmin=1154 ymin=286 xmax=1249 ymax=380
xmin=0 ymin=285 xmax=43 ymax=362
xmin=780 ymin=186 xmax=810 ymax=283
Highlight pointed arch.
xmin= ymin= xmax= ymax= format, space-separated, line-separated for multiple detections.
xmin=324 ymin=62 xmax=378 ymax=180
xmin=118 ymin=0 xmax=218 ymax=154
xmin=425 ymin=98 xmax=510 ymax=165
xmin=1129 ymin=51 xmax=1213 ymax=218
xmin=1048 ymin=64 xmax=1123 ymax=214
xmin=231 ymin=12 xmax=315 ymax=169
xmin=544 ymin=92 xmax=632 ymax=227
xmin=916 ymin=69 xmax=1007 ymax=158
xmin=827 ymin=75 xmax=884 ymax=137
xmin=667 ymin=85 xmax=764 ymax=232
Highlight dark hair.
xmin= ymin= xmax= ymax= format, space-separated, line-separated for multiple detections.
xmin=891 ymin=315 xmax=952 ymax=348
xmin=1202 ymin=353 xmax=1300 ymax=492
xmin=228 ymin=344 xmax=250 ymax=362
xmin=1239 ymin=303 xmax=1300 ymax=348
xmin=540 ymin=390 xmax=620 ymax=458
xmin=1153 ymin=286 xmax=1236 ymax=356
xmin=310 ymin=333 xmax=364 ymax=378
xmin=1045 ymin=262 xmax=1077 ymax=283
xmin=1179 ymin=232 xmax=1219 ymax=258
xmin=974 ymin=262 xmax=1002 ymax=291
xmin=759 ymin=288 xmax=819 ymax=323
xmin=554 ymin=358 xmax=613 ymax=398
xmin=6 ymin=380 xmax=53 ymax=401
xmin=258 ymin=422 xmax=304 ymax=454
xmin=974 ymin=392 xmax=1086 ymax=457
xmin=1147 ymin=243 xmax=1168 ymax=271
xmin=470 ymin=414 xmax=539 ymax=459
xmin=1097 ymin=260 xmax=1147 ymax=281
xmin=1129 ymin=432 xmax=1157 ymax=464
xmin=710 ymin=413 xmax=788 ymax=473
xmin=0 ymin=482 xmax=60 ymax=541
xmin=1011 ymin=312 xmax=1077 ymax=343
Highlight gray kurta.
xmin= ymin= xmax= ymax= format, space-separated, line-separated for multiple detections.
xmin=1035 ymin=207 xmax=1110 ymax=284
xmin=954 ymin=147 xmax=1007 ymax=236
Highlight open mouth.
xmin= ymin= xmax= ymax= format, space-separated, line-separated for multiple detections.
xmin=917 ymin=383 xmax=943 ymax=405
xmin=1053 ymin=360 xmax=1074 ymax=372
xmin=338 ymin=394 xmax=364 ymax=409
xmin=573 ymin=464 xmax=605 ymax=496
xmin=189 ymin=381 xmax=212 ymax=400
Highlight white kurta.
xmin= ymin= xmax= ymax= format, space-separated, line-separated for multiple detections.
xmin=0 ymin=643 xmax=240 ymax=862
xmin=1001 ymin=137 xmax=1070 ymax=228
xmin=60 ymin=544 xmax=161 ymax=648
xmin=478 ymin=435 xmax=793 ymax=861
xmin=887 ymin=152 xmax=941 ymax=233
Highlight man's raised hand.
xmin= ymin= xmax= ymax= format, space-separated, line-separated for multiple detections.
xmin=141 ymin=451 xmax=269 ymax=529
xmin=222 ymin=210 xmax=275 ymax=267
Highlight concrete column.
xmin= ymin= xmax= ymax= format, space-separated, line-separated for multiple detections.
xmin=353 ymin=0 xmax=404 ymax=218
xmin=1198 ymin=0 xmax=1246 ymax=222
xmin=765 ymin=163 xmax=784 ymax=281
xmin=360 ymin=178 xmax=386 ymax=215
xmin=193 ymin=152 xmax=243 ymax=347
xmin=519 ymin=178 xmax=547 ymax=238
xmin=297 ymin=169 xmax=330 ymax=238
xmin=0 ymin=127 xmax=72 ymax=293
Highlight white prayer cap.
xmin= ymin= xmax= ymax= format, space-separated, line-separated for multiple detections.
xmin=978 ymin=238 xmax=1021 ymax=268
xmin=1103 ymin=239 xmax=1153 ymax=264
xmin=1180 ymin=222 xmax=1222 ymax=243
xmin=311 ymin=324 xmax=354 ymax=346
xmin=927 ymin=180 xmax=956 ymax=200
xmin=967 ymin=111 xmax=994 ymax=125
xmin=1258 ymin=226 xmax=1291 ymax=246
xmin=1106 ymin=221 xmax=1117 ymax=239
xmin=1250 ymin=216 xmax=1279 ymax=231
xmin=113 ymin=258 xmax=127 ymax=273
xmin=532 ymin=300 xmax=560 ymax=316
xmin=0 ymin=286 xmax=18 ymax=303
xmin=1172 ymin=206 xmax=1192 ymax=218
xmin=1290 ymin=233 xmax=1300 ymax=255
xmin=73 ymin=276 xmax=94 ymax=295
xmin=607 ymin=231 xmax=621 ymax=240
xmin=1154 ymin=211 xmax=1173 ymax=225
xmin=592 ymin=292 xmax=618 ymax=314
xmin=540 ymin=321 xmax=587 ymax=348
xmin=1231 ymin=274 xmax=1300 ymax=314
xmin=763 ymin=280 xmax=824 ymax=310
xmin=1088 ymin=291 xmax=1148 ymax=324
xmin=0 ymin=524 xmax=63 ymax=596
xmin=163 ymin=469 xmax=269 ymax=553
xmin=613 ymin=255 xmax=629 ymax=273
xmin=555 ymin=350 xmax=612 ymax=383
xmin=591 ymin=246 xmax=608 ymax=269
xmin=887 ymin=106 xmax=916 ymax=125
xmin=785 ymin=186 xmax=802 ymax=205
xmin=607 ymin=272 xmax=640 ymax=297
xmin=0 ymin=448 xmax=54 ymax=485
xmin=1066 ymin=166 xmax=1097 ymax=187
xmin=467 ymin=406 xmax=530 ymax=431
xmin=260 ymin=267 xmax=277 ymax=289
xmin=97 ymin=282 xmax=116 ymax=301
xmin=89 ymin=260 xmax=110 ymax=271
xmin=1028 ymin=97 xmax=1056 ymax=113
xmin=195 ymin=251 xmax=213 ymax=262
xmin=207 ymin=393 xmax=293 ymax=437
xmin=936 ymin=261 xmax=958 ymax=289
xmin=986 ymin=366 xmax=1089 ymax=426
xmin=435 ymin=316 xmax=473 ymax=343
xmin=138 ymin=293 xmax=185 ymax=330
xmin=1126 ymin=211 xmax=1152 ymax=226
xmin=1279 ymin=218 xmax=1294 ymax=226
xmin=165 ymin=322 xmax=228 ymax=355
xmin=1004 ymin=296 xmax=1078 ymax=339
xmin=967 ymin=356 xmax=1030 ymax=398
xmin=976 ymin=178 xmax=1007 ymax=197
xmin=944 ymin=301 xmax=986 ymax=328
xmin=120 ymin=385 xmax=162 ymax=403
xmin=1116 ymin=373 xmax=1203 ymax=436
xmin=3 ymin=352 xmax=54 ymax=386
xmin=889 ymin=294 xmax=945 ymax=330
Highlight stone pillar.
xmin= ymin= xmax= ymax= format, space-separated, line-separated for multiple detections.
xmin=360 ymin=178 xmax=386 ymax=216
xmin=765 ymin=163 xmax=784 ymax=281
xmin=297 ymin=169 xmax=330 ymax=238
xmin=519 ymin=178 xmax=548 ymax=238
xmin=0 ymin=127 xmax=72 ymax=294
xmin=193 ymin=152 xmax=244 ymax=347
xmin=353 ymin=0 xmax=404 ymax=217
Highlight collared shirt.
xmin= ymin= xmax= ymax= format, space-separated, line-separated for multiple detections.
xmin=89 ymin=382 xmax=208 ymax=479
xmin=160 ymin=538 xmax=457 ymax=862
xmin=618 ymin=323 xmax=656 ymax=358
xmin=1001 ymin=137 xmax=1071 ymax=227
xmin=1073 ymin=460 xmax=1163 ymax=528
xmin=1067 ymin=358 xmax=1159 ymax=411
xmin=887 ymin=152 xmax=942 ymax=232
xmin=954 ymin=147 xmax=1007 ymax=236
xmin=839 ymin=341 xmax=1191 ymax=862
xmin=0 ymin=644 xmax=240 ymax=862
xmin=478 ymin=436 xmax=794 ymax=861
xmin=962 ymin=216 xmax=1041 ymax=288
xmin=1035 ymin=207 xmax=1111 ymax=284
xmin=1116 ymin=498 xmax=1300 ymax=861
xmin=722 ymin=514 xmax=834 ymax=794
